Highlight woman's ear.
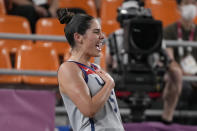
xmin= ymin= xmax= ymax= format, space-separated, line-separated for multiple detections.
xmin=74 ymin=32 xmax=83 ymax=44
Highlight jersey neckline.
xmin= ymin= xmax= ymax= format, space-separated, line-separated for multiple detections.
xmin=67 ymin=60 xmax=96 ymax=71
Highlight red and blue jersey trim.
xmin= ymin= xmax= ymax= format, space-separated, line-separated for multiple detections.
xmin=67 ymin=61 xmax=98 ymax=83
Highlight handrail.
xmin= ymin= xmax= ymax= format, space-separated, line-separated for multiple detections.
xmin=0 ymin=33 xmax=67 ymax=42
xmin=0 ymin=68 xmax=197 ymax=82
xmin=1 ymin=33 xmax=196 ymax=47
xmin=0 ymin=33 xmax=197 ymax=82
xmin=0 ymin=69 xmax=57 ymax=77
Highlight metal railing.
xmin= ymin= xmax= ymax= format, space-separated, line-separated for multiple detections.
xmin=1 ymin=32 xmax=197 ymax=47
xmin=0 ymin=69 xmax=197 ymax=82
xmin=0 ymin=33 xmax=197 ymax=81
xmin=56 ymin=106 xmax=197 ymax=118
xmin=1 ymin=32 xmax=197 ymax=118
xmin=0 ymin=33 xmax=67 ymax=42
xmin=0 ymin=69 xmax=57 ymax=77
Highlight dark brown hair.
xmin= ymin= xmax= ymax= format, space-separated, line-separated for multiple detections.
xmin=57 ymin=8 xmax=94 ymax=47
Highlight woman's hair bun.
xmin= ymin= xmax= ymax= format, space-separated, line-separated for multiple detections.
xmin=57 ymin=8 xmax=75 ymax=24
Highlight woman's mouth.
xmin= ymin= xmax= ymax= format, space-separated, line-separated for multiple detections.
xmin=96 ymin=44 xmax=101 ymax=51
xmin=96 ymin=42 xmax=103 ymax=51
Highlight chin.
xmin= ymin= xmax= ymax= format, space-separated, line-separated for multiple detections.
xmin=93 ymin=52 xmax=101 ymax=57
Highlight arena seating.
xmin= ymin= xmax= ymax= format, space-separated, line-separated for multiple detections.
xmin=0 ymin=0 xmax=197 ymax=130
xmin=145 ymin=0 xmax=180 ymax=27
xmin=0 ymin=15 xmax=32 ymax=53
xmin=15 ymin=45 xmax=59 ymax=85
xmin=36 ymin=18 xmax=70 ymax=64
xmin=100 ymin=0 xmax=123 ymax=36
xmin=58 ymin=0 xmax=97 ymax=17
xmin=0 ymin=47 xmax=21 ymax=83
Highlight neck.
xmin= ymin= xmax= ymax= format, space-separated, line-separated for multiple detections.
xmin=69 ymin=48 xmax=91 ymax=66
xmin=180 ymin=18 xmax=194 ymax=31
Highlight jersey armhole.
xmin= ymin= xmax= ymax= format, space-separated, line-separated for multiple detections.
xmin=80 ymin=68 xmax=88 ymax=83
xmin=66 ymin=61 xmax=89 ymax=83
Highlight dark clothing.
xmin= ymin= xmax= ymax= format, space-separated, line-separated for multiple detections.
xmin=164 ymin=22 xmax=197 ymax=108
xmin=7 ymin=1 xmax=51 ymax=33
xmin=163 ymin=22 xmax=197 ymax=63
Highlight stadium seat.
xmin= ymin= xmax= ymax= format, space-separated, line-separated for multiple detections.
xmin=0 ymin=0 xmax=5 ymax=15
xmin=145 ymin=0 xmax=180 ymax=27
xmin=36 ymin=18 xmax=70 ymax=64
xmin=0 ymin=47 xmax=21 ymax=83
xmin=0 ymin=15 xmax=32 ymax=53
xmin=58 ymin=0 xmax=97 ymax=17
xmin=16 ymin=45 xmax=59 ymax=85
xmin=100 ymin=0 xmax=123 ymax=36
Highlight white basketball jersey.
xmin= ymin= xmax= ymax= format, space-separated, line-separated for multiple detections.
xmin=60 ymin=61 xmax=124 ymax=131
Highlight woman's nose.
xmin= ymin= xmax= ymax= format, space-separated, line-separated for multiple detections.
xmin=99 ymin=32 xmax=105 ymax=39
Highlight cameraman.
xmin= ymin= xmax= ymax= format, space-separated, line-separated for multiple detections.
xmin=164 ymin=0 xmax=197 ymax=112
xmin=106 ymin=0 xmax=182 ymax=124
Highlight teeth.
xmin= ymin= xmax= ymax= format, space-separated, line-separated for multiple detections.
xmin=96 ymin=41 xmax=104 ymax=51
xmin=96 ymin=46 xmax=101 ymax=51
xmin=96 ymin=44 xmax=101 ymax=51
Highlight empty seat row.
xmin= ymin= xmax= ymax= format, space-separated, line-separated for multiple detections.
xmin=0 ymin=45 xmax=59 ymax=85
xmin=1 ymin=0 xmax=191 ymax=36
xmin=0 ymin=44 xmax=106 ymax=85
xmin=0 ymin=15 xmax=69 ymax=62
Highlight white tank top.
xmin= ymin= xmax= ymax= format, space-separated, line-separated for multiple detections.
xmin=60 ymin=60 xmax=124 ymax=131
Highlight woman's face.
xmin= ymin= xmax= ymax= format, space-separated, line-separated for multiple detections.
xmin=81 ymin=19 xmax=104 ymax=57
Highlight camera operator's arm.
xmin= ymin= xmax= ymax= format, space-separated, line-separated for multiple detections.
xmin=163 ymin=24 xmax=183 ymax=69
xmin=165 ymin=48 xmax=175 ymax=62
xmin=163 ymin=24 xmax=177 ymax=62
xmin=164 ymin=25 xmax=194 ymax=76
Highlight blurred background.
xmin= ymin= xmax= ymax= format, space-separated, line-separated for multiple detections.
xmin=1 ymin=0 xmax=197 ymax=131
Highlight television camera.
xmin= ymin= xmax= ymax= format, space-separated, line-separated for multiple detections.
xmin=108 ymin=0 xmax=171 ymax=122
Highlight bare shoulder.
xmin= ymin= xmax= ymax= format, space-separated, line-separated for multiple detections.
xmin=57 ymin=61 xmax=84 ymax=86
xmin=58 ymin=62 xmax=80 ymax=76
xmin=57 ymin=61 xmax=85 ymax=93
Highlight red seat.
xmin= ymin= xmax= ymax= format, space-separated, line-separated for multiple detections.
xmin=35 ymin=18 xmax=70 ymax=64
xmin=0 ymin=47 xmax=21 ymax=83
xmin=0 ymin=15 xmax=32 ymax=53
xmin=100 ymin=0 xmax=123 ymax=36
xmin=16 ymin=45 xmax=59 ymax=85
xmin=145 ymin=0 xmax=180 ymax=27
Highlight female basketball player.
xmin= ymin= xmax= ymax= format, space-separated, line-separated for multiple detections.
xmin=57 ymin=8 xmax=124 ymax=131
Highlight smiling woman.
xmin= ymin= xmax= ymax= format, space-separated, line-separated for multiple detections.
xmin=56 ymin=8 xmax=125 ymax=131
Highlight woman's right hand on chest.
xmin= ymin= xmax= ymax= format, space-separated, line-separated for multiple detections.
xmin=95 ymin=69 xmax=115 ymax=89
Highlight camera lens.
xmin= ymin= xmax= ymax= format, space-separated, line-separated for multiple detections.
xmin=128 ymin=19 xmax=162 ymax=54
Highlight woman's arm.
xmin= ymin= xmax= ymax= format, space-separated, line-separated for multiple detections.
xmin=58 ymin=62 xmax=115 ymax=118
